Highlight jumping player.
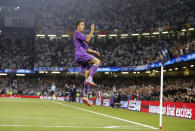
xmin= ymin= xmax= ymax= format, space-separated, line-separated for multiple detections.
xmin=73 ymin=20 xmax=101 ymax=106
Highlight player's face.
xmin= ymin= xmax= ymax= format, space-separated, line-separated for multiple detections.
xmin=78 ymin=22 xmax=84 ymax=32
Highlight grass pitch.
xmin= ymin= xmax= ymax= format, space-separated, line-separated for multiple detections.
xmin=0 ymin=98 xmax=194 ymax=131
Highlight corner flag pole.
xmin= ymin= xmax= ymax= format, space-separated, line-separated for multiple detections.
xmin=159 ymin=64 xmax=163 ymax=130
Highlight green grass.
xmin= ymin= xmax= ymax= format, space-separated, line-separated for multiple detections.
xmin=0 ymin=98 xmax=194 ymax=131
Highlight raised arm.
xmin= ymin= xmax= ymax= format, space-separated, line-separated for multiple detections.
xmin=85 ymin=24 xmax=94 ymax=43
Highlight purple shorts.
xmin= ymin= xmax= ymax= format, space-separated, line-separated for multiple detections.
xmin=76 ymin=53 xmax=94 ymax=74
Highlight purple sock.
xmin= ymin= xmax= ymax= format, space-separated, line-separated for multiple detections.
xmin=84 ymin=80 xmax=90 ymax=96
xmin=89 ymin=63 xmax=99 ymax=78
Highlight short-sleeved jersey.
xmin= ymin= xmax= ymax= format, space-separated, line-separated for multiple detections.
xmin=73 ymin=31 xmax=89 ymax=60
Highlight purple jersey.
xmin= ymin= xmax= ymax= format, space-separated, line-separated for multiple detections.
xmin=73 ymin=31 xmax=89 ymax=60
xmin=73 ymin=31 xmax=94 ymax=73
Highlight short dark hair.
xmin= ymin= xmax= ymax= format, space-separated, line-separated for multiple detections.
xmin=76 ymin=20 xmax=84 ymax=28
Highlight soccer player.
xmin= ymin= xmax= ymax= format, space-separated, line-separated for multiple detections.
xmin=51 ymin=83 xmax=56 ymax=101
xmin=73 ymin=20 xmax=101 ymax=106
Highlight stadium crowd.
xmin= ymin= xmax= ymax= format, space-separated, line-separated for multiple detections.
xmin=0 ymin=76 xmax=194 ymax=103
xmin=34 ymin=0 xmax=195 ymax=34
xmin=0 ymin=0 xmax=195 ymax=69
xmin=0 ymin=29 xmax=34 ymax=70
xmin=34 ymin=37 xmax=195 ymax=68
xmin=34 ymin=38 xmax=75 ymax=68
xmin=0 ymin=29 xmax=194 ymax=69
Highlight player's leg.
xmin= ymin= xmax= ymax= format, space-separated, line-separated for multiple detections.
xmin=82 ymin=70 xmax=92 ymax=106
xmin=76 ymin=53 xmax=100 ymax=86
xmin=80 ymin=67 xmax=91 ymax=106
xmin=85 ymin=58 xmax=101 ymax=86
xmin=84 ymin=70 xmax=90 ymax=97
xmin=84 ymin=69 xmax=90 ymax=79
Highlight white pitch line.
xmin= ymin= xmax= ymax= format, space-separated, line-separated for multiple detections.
xmin=0 ymin=125 xmax=154 ymax=129
xmin=53 ymin=101 xmax=158 ymax=130
xmin=0 ymin=125 xmax=33 ymax=127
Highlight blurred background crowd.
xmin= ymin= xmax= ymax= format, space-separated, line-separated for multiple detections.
xmin=0 ymin=29 xmax=194 ymax=69
xmin=34 ymin=0 xmax=195 ymax=34
xmin=0 ymin=76 xmax=194 ymax=103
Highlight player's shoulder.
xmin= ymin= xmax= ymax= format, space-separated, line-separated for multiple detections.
xmin=75 ymin=31 xmax=86 ymax=37
xmin=74 ymin=31 xmax=81 ymax=36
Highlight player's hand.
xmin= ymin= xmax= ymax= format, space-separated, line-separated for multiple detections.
xmin=94 ymin=51 xmax=100 ymax=57
xmin=91 ymin=24 xmax=95 ymax=32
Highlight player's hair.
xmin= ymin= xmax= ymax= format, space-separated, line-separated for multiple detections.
xmin=76 ymin=20 xmax=84 ymax=28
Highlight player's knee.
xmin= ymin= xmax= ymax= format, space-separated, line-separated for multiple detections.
xmin=96 ymin=59 xmax=101 ymax=65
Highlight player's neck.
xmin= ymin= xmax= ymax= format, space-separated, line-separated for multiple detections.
xmin=76 ymin=29 xmax=83 ymax=33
